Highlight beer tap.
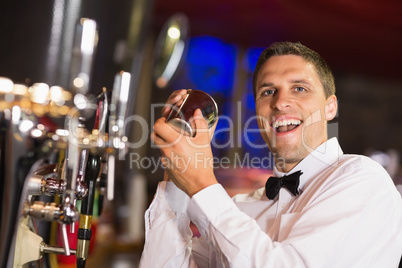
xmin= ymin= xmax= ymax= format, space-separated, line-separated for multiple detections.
xmin=57 ymin=112 xmax=83 ymax=256
xmin=107 ymin=71 xmax=131 ymax=201
xmin=70 ymin=118 xmax=90 ymax=235
xmin=75 ymin=87 xmax=107 ymax=267
xmin=94 ymin=88 xmax=109 ymax=216
xmin=76 ymin=153 xmax=101 ymax=267
xmin=0 ymin=10 xmax=143 ymax=265
xmin=57 ymin=17 xmax=98 ymax=258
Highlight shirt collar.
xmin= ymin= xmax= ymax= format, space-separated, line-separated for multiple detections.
xmin=273 ymin=137 xmax=343 ymax=193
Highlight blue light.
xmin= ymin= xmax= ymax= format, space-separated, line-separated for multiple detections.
xmin=247 ymin=47 xmax=265 ymax=72
xmin=187 ymin=36 xmax=236 ymax=97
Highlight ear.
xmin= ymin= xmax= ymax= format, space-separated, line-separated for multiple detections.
xmin=325 ymin=95 xmax=338 ymax=121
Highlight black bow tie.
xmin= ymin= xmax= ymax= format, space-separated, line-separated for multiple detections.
xmin=265 ymin=170 xmax=303 ymax=200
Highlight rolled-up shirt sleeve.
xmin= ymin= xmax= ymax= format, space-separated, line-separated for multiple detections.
xmin=140 ymin=181 xmax=208 ymax=268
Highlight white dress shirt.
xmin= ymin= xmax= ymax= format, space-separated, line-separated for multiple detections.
xmin=140 ymin=138 xmax=402 ymax=267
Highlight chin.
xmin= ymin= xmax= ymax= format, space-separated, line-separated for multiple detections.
xmin=273 ymin=146 xmax=306 ymax=163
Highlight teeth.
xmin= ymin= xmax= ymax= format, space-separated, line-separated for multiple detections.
xmin=273 ymin=119 xmax=301 ymax=129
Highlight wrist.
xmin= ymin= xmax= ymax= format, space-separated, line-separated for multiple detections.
xmin=188 ymin=179 xmax=218 ymax=198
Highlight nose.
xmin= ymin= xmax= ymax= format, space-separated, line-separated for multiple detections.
xmin=271 ymin=90 xmax=290 ymax=111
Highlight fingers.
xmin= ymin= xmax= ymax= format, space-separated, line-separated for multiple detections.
xmin=162 ymin=89 xmax=188 ymax=117
xmin=192 ymin=109 xmax=219 ymax=142
xmin=150 ymin=130 xmax=163 ymax=145
xmin=152 ymin=108 xmax=213 ymax=150
xmin=152 ymin=117 xmax=173 ymax=143
xmin=193 ymin=109 xmax=210 ymax=139
xmin=209 ymin=117 xmax=219 ymax=141
xmin=152 ymin=116 xmax=185 ymax=145
xmin=210 ymin=117 xmax=219 ymax=132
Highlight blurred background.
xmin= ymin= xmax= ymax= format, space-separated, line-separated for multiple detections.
xmin=0 ymin=0 xmax=401 ymax=267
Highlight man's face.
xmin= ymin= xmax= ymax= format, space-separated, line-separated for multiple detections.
xmin=255 ymin=55 xmax=337 ymax=172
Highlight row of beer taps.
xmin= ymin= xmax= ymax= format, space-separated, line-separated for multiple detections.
xmin=0 ymin=17 xmax=132 ymax=268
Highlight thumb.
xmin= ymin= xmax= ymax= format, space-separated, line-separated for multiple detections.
xmin=208 ymin=117 xmax=219 ymax=141
xmin=193 ymin=109 xmax=209 ymax=137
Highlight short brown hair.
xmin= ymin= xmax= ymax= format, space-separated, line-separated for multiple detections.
xmin=252 ymin=42 xmax=335 ymax=99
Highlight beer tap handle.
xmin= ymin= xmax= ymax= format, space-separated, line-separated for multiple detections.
xmin=107 ymin=155 xmax=115 ymax=201
xmin=72 ymin=148 xmax=89 ymax=233
xmin=106 ymin=71 xmax=131 ymax=201
xmin=109 ymin=71 xmax=131 ymax=157
xmin=76 ymin=153 xmax=102 ymax=267
xmin=69 ymin=18 xmax=98 ymax=97
xmin=81 ymin=154 xmax=101 ymax=215
xmin=94 ymin=87 xmax=109 ymax=134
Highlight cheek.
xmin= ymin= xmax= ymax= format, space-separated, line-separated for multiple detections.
xmin=300 ymin=105 xmax=327 ymax=134
xmin=255 ymin=102 xmax=271 ymax=119
xmin=257 ymin=117 xmax=269 ymax=136
xmin=302 ymin=102 xmax=326 ymax=125
xmin=302 ymin=113 xmax=327 ymax=144
xmin=256 ymin=113 xmax=271 ymax=143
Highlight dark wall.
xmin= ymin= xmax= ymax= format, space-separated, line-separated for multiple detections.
xmin=337 ymin=73 xmax=402 ymax=156
xmin=0 ymin=0 xmax=133 ymax=93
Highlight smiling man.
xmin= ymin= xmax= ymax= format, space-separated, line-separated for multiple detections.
xmin=140 ymin=42 xmax=402 ymax=267
xmin=254 ymin=48 xmax=337 ymax=173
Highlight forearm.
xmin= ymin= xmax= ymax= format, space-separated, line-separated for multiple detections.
xmin=187 ymin=184 xmax=306 ymax=268
xmin=139 ymin=182 xmax=201 ymax=268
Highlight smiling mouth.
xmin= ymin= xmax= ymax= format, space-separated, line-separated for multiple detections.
xmin=272 ymin=119 xmax=302 ymax=133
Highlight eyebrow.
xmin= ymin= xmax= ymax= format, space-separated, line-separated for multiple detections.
xmin=257 ymin=79 xmax=312 ymax=89
xmin=255 ymin=82 xmax=273 ymax=96
xmin=289 ymin=79 xmax=313 ymax=87
xmin=257 ymin=82 xmax=274 ymax=89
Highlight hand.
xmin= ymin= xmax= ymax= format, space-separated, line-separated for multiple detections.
xmin=151 ymin=108 xmax=218 ymax=197
xmin=160 ymin=89 xmax=188 ymax=183
xmin=161 ymin=89 xmax=188 ymax=118
xmin=159 ymin=89 xmax=218 ymax=183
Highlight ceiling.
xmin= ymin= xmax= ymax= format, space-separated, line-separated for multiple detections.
xmin=152 ymin=0 xmax=402 ymax=80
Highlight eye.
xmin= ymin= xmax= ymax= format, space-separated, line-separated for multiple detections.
xmin=262 ymin=89 xmax=275 ymax=96
xmin=294 ymin=87 xmax=306 ymax=92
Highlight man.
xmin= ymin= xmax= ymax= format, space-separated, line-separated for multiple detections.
xmin=140 ymin=42 xmax=402 ymax=267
